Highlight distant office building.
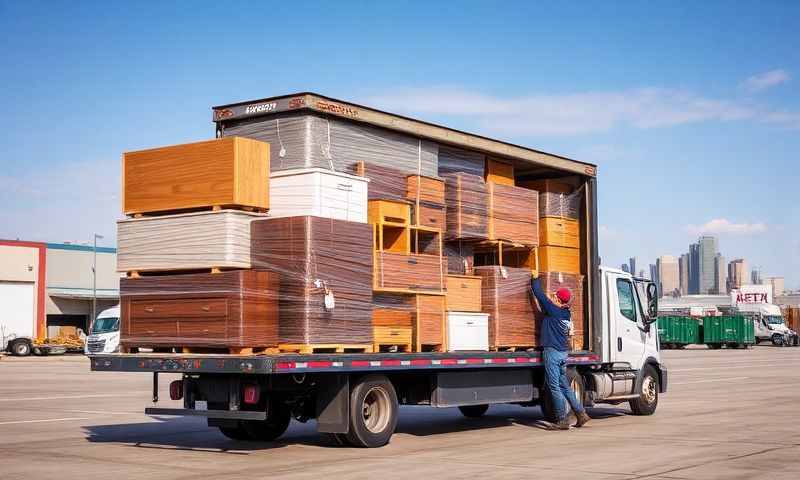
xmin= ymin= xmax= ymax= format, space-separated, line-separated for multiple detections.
xmin=751 ymin=269 xmax=762 ymax=285
xmin=621 ymin=264 xmax=630 ymax=273
xmin=649 ymin=264 xmax=659 ymax=292
xmin=629 ymin=257 xmax=638 ymax=279
xmin=679 ymin=253 xmax=689 ymax=295
xmin=765 ymin=277 xmax=784 ymax=296
xmin=689 ymin=242 xmax=700 ymax=294
xmin=657 ymin=255 xmax=679 ymax=297
xmin=698 ymin=236 xmax=717 ymax=294
xmin=728 ymin=259 xmax=748 ymax=291
xmin=639 ymin=270 xmax=646 ymax=279
xmin=714 ymin=254 xmax=726 ymax=294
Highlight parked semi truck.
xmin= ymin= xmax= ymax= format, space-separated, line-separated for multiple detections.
xmin=89 ymin=94 xmax=667 ymax=447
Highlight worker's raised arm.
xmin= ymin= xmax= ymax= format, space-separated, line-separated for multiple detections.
xmin=531 ymin=276 xmax=559 ymax=316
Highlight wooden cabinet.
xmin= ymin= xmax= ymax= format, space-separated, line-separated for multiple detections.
xmin=413 ymin=201 xmax=445 ymax=229
xmin=475 ymin=266 xmax=537 ymax=348
xmin=487 ymin=182 xmax=539 ymax=246
xmin=445 ymin=275 xmax=482 ymax=312
xmin=368 ymin=199 xmax=411 ymax=225
xmin=447 ymin=312 xmax=489 ymax=351
xmin=123 ymin=137 xmax=269 ymax=215
xmin=485 ymin=158 xmax=515 ymax=186
xmin=120 ymin=270 xmax=279 ymax=349
xmin=374 ymin=252 xmax=445 ymax=293
xmin=406 ymin=175 xmax=445 ymax=204
xmin=373 ymin=325 xmax=413 ymax=351
xmin=538 ymin=246 xmax=581 ymax=274
xmin=443 ymin=173 xmax=488 ymax=241
xmin=540 ymin=217 xmax=580 ymax=249
xmin=415 ymin=294 xmax=446 ymax=351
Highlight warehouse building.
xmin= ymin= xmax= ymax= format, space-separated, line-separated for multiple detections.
xmin=0 ymin=240 xmax=119 ymax=342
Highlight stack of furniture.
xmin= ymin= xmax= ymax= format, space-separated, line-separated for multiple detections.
xmin=118 ymin=137 xmax=279 ymax=353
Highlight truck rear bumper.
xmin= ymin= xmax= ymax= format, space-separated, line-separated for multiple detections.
xmin=145 ymin=407 xmax=266 ymax=420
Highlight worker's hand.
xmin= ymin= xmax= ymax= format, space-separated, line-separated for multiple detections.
xmin=531 ymin=269 xmax=539 ymax=279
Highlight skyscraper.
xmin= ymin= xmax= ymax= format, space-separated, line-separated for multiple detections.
xmin=621 ymin=264 xmax=629 ymax=273
xmin=751 ymin=268 xmax=762 ymax=285
xmin=727 ymin=259 xmax=748 ymax=291
xmin=689 ymin=242 xmax=700 ymax=294
xmin=657 ymin=255 xmax=679 ymax=297
xmin=649 ymin=264 xmax=659 ymax=291
xmin=698 ymin=236 xmax=717 ymax=294
xmin=714 ymin=253 xmax=726 ymax=294
xmin=765 ymin=277 xmax=785 ymax=296
xmin=629 ymin=257 xmax=638 ymax=279
xmin=679 ymin=253 xmax=689 ymax=295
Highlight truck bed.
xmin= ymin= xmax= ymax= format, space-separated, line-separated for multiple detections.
xmin=90 ymin=350 xmax=600 ymax=375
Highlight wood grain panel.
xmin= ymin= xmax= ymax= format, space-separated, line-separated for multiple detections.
xmin=416 ymin=294 xmax=445 ymax=348
xmin=413 ymin=201 xmax=445 ymax=229
xmin=445 ymin=275 xmax=482 ymax=312
xmin=406 ymin=175 xmax=445 ymax=204
xmin=475 ymin=266 xmax=536 ymax=347
xmin=443 ymin=173 xmax=488 ymax=241
xmin=539 ymin=217 xmax=580 ymax=248
xmin=123 ymin=137 xmax=269 ymax=215
xmin=485 ymin=158 xmax=515 ymax=186
xmin=538 ymin=246 xmax=581 ymax=274
xmin=374 ymin=252 xmax=445 ymax=292
xmin=488 ymin=182 xmax=538 ymax=246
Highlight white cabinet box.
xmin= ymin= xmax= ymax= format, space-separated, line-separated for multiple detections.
xmin=447 ymin=312 xmax=489 ymax=351
xmin=269 ymin=168 xmax=369 ymax=223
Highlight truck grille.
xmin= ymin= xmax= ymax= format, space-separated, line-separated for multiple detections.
xmin=87 ymin=339 xmax=106 ymax=353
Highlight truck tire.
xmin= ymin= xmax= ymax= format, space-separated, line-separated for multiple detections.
xmin=241 ymin=399 xmax=291 ymax=442
xmin=11 ymin=340 xmax=32 ymax=357
xmin=458 ymin=404 xmax=489 ymax=418
xmin=218 ymin=423 xmax=251 ymax=441
xmin=345 ymin=374 xmax=398 ymax=448
xmin=540 ymin=368 xmax=585 ymax=423
xmin=630 ymin=365 xmax=659 ymax=416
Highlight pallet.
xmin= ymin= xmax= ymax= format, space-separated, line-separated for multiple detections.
xmin=126 ymin=266 xmax=236 ymax=278
xmin=278 ymin=344 xmax=374 ymax=354
xmin=129 ymin=204 xmax=268 ymax=218
xmin=490 ymin=345 xmax=537 ymax=352
xmin=374 ymin=343 xmax=412 ymax=353
xmin=120 ymin=345 xmax=280 ymax=355
xmin=416 ymin=343 xmax=445 ymax=353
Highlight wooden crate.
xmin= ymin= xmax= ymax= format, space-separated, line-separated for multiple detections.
xmin=250 ymin=216 xmax=374 ymax=345
xmin=538 ymin=246 xmax=581 ymax=274
xmin=120 ymin=270 xmax=279 ymax=349
xmin=373 ymin=326 xmax=413 ymax=352
xmin=485 ymin=158 xmax=515 ymax=186
xmin=123 ymin=137 xmax=269 ymax=215
xmin=446 ymin=275 xmax=482 ymax=312
xmin=487 ymin=183 xmax=539 ymax=246
xmin=374 ymin=251 xmax=445 ymax=293
xmin=368 ymin=199 xmax=411 ymax=225
xmin=539 ymin=217 xmax=580 ymax=249
xmin=415 ymin=294 xmax=446 ymax=351
xmin=475 ymin=266 xmax=537 ymax=348
xmin=517 ymin=179 xmax=573 ymax=194
xmin=406 ymin=175 xmax=445 ymax=204
xmin=443 ymin=173 xmax=488 ymax=241
xmin=413 ymin=201 xmax=446 ymax=230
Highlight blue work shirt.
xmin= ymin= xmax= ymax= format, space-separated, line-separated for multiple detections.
xmin=531 ymin=277 xmax=572 ymax=351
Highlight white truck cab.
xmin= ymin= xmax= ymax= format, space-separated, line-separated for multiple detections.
xmin=85 ymin=305 xmax=121 ymax=355
xmin=732 ymin=285 xmax=797 ymax=347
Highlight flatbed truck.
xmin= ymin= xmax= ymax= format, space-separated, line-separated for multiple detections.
xmin=91 ymin=267 xmax=667 ymax=448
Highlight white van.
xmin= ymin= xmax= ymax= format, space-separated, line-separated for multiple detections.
xmin=85 ymin=305 xmax=120 ymax=355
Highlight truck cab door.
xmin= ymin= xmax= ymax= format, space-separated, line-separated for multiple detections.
xmin=610 ymin=273 xmax=648 ymax=369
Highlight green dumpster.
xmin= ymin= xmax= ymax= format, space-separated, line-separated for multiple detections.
xmin=702 ymin=315 xmax=755 ymax=349
xmin=657 ymin=316 xmax=701 ymax=348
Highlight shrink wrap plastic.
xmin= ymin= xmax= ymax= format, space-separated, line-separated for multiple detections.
xmin=117 ymin=210 xmax=265 ymax=272
xmin=475 ymin=266 xmax=537 ymax=347
xmin=539 ymin=191 xmax=582 ymax=220
xmin=222 ymin=112 xmax=438 ymax=177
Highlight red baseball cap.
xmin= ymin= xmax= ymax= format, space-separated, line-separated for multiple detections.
xmin=556 ymin=288 xmax=572 ymax=304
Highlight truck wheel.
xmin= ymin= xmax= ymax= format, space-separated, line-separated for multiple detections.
xmin=11 ymin=340 xmax=32 ymax=357
xmin=241 ymin=399 xmax=291 ymax=442
xmin=540 ymin=368 xmax=584 ymax=423
xmin=772 ymin=334 xmax=784 ymax=347
xmin=345 ymin=375 xmax=398 ymax=448
xmin=630 ymin=365 xmax=659 ymax=416
xmin=458 ymin=404 xmax=489 ymax=418
xmin=218 ymin=423 xmax=251 ymax=441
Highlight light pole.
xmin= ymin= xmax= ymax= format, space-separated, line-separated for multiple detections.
xmin=92 ymin=233 xmax=105 ymax=326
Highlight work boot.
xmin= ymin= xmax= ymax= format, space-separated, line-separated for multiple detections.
xmin=549 ymin=418 xmax=571 ymax=430
xmin=575 ymin=411 xmax=591 ymax=428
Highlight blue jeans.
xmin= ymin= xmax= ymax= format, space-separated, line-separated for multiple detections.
xmin=543 ymin=347 xmax=585 ymax=421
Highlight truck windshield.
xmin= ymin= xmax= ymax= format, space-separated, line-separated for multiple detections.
xmin=91 ymin=317 xmax=120 ymax=334
xmin=766 ymin=316 xmax=784 ymax=325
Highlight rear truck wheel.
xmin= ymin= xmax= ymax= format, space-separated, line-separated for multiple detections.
xmin=218 ymin=423 xmax=251 ymax=441
xmin=11 ymin=340 xmax=32 ymax=357
xmin=345 ymin=374 xmax=399 ymax=448
xmin=772 ymin=334 xmax=784 ymax=347
xmin=458 ymin=404 xmax=489 ymax=418
xmin=540 ymin=368 xmax=585 ymax=423
xmin=630 ymin=365 xmax=659 ymax=416
xmin=240 ymin=399 xmax=292 ymax=442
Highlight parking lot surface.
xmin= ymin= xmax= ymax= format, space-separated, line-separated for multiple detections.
xmin=1 ymin=346 xmax=798 ymax=479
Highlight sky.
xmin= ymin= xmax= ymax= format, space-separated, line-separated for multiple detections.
xmin=1 ymin=1 xmax=798 ymax=288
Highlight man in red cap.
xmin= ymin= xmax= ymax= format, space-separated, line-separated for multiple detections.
xmin=531 ymin=271 xmax=591 ymax=430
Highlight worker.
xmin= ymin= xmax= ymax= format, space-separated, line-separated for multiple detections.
xmin=530 ymin=271 xmax=591 ymax=430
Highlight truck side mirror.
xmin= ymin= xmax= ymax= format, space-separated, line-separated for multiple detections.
xmin=646 ymin=283 xmax=658 ymax=322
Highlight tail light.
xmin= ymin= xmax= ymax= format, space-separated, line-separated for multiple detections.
xmin=169 ymin=380 xmax=183 ymax=400
xmin=243 ymin=384 xmax=260 ymax=405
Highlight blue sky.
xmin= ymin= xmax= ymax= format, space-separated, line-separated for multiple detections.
xmin=1 ymin=1 xmax=798 ymax=287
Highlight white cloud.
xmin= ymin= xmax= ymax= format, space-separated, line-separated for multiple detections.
xmin=365 ymin=85 xmax=800 ymax=136
xmin=685 ymin=218 xmax=767 ymax=236
xmin=743 ymin=69 xmax=790 ymax=92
